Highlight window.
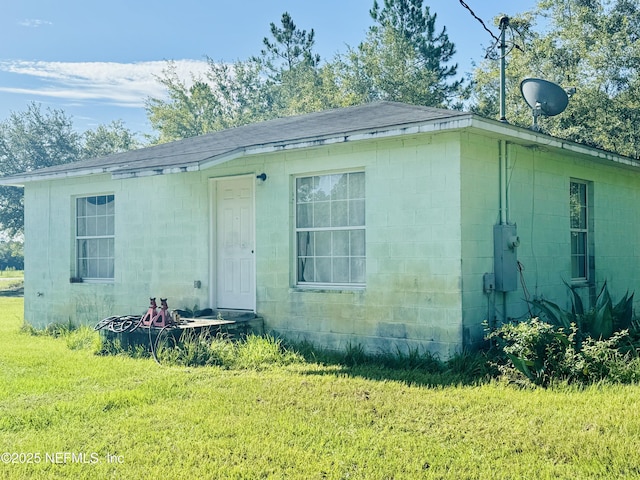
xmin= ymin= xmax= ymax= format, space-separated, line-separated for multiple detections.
xmin=570 ymin=181 xmax=588 ymax=281
xmin=76 ymin=195 xmax=115 ymax=280
xmin=296 ymin=172 xmax=365 ymax=286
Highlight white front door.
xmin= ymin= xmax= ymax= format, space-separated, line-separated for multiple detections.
xmin=215 ymin=176 xmax=255 ymax=310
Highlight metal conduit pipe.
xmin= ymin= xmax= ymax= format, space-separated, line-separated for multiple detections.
xmin=500 ymin=139 xmax=508 ymax=225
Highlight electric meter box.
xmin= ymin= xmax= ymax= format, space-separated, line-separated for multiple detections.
xmin=494 ymin=224 xmax=519 ymax=292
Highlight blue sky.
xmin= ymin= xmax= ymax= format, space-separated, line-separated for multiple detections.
xmin=0 ymin=0 xmax=538 ymax=136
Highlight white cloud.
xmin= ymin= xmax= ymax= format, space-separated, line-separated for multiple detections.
xmin=18 ymin=19 xmax=53 ymax=28
xmin=0 ymin=59 xmax=211 ymax=108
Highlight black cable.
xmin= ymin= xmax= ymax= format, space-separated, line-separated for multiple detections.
xmin=459 ymin=1 xmax=524 ymax=56
xmin=94 ymin=315 xmax=142 ymax=333
xmin=517 ymin=261 xmax=534 ymax=320
xmin=96 ymin=313 xmax=177 ymax=365
xmin=459 ymin=0 xmax=500 ymax=44
xmin=149 ymin=324 xmax=171 ymax=366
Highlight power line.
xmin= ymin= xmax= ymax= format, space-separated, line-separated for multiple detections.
xmin=458 ymin=0 xmax=500 ymax=44
xmin=458 ymin=1 xmax=524 ymax=56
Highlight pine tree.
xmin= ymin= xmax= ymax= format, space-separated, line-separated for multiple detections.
xmin=334 ymin=0 xmax=464 ymax=107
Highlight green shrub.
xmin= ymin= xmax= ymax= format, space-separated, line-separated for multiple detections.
xmin=488 ymin=283 xmax=640 ymax=386
xmin=487 ymin=318 xmax=572 ymax=386
xmin=529 ymin=281 xmax=634 ymax=343
xmin=566 ymin=330 xmax=640 ymax=383
xmin=488 ymin=317 xmax=640 ymax=386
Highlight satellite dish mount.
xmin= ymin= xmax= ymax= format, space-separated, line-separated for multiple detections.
xmin=520 ymin=78 xmax=569 ymax=131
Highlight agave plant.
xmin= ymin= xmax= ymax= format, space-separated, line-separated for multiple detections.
xmin=528 ymin=281 xmax=634 ymax=341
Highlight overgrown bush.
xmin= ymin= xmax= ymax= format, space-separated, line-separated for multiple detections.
xmin=487 ymin=318 xmax=572 ymax=386
xmin=488 ymin=284 xmax=640 ymax=386
xmin=529 ymin=281 xmax=634 ymax=343
xmin=566 ymin=331 xmax=640 ymax=383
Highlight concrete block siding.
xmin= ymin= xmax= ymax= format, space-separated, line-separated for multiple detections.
xmin=460 ymin=132 xmax=640 ymax=347
xmin=24 ymin=132 xmax=465 ymax=358
xmin=259 ymin=134 xmax=464 ymax=358
xmin=24 ymin=172 xmax=213 ymax=327
xmin=23 ymin=121 xmax=640 ymax=359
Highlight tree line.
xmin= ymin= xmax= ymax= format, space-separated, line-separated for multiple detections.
xmin=1 ymin=0 xmax=639 ymax=237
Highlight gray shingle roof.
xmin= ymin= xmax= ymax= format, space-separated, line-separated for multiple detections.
xmin=3 ymin=101 xmax=471 ymax=183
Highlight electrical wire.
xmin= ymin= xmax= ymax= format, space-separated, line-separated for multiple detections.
xmin=458 ymin=0 xmax=501 ymax=44
xmin=459 ymin=0 xmax=524 ymax=58
xmin=518 ymin=261 xmax=534 ymax=320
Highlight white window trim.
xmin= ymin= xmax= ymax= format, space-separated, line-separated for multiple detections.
xmin=570 ymin=180 xmax=589 ymax=283
xmin=74 ymin=194 xmax=115 ymax=283
xmin=294 ymin=171 xmax=366 ymax=289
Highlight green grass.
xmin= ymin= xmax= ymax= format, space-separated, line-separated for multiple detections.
xmin=0 ymin=270 xmax=23 ymax=295
xmin=0 ymin=269 xmax=23 ymax=279
xmin=2 ymin=298 xmax=640 ymax=479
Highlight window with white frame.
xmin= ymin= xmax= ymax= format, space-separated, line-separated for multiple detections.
xmin=76 ymin=195 xmax=115 ymax=280
xmin=296 ymin=172 xmax=365 ymax=286
xmin=570 ymin=181 xmax=588 ymax=281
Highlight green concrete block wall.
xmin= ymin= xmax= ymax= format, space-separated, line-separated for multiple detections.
xmin=23 ymin=132 xmax=466 ymax=358
xmin=24 ymin=172 xmax=214 ymax=327
xmin=255 ymin=135 xmax=464 ymax=358
xmin=24 ymin=127 xmax=640 ymax=358
xmin=460 ymin=132 xmax=640 ymax=347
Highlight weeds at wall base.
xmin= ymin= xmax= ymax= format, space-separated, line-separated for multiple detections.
xmin=19 ymin=321 xmax=491 ymax=384
xmin=19 ymin=315 xmax=640 ymax=387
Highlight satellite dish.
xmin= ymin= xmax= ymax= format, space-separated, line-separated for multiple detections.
xmin=520 ymin=78 xmax=569 ymax=130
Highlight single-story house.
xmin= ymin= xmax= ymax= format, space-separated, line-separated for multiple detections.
xmin=3 ymin=101 xmax=640 ymax=357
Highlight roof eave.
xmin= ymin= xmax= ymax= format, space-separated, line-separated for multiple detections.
xmin=0 ymin=165 xmax=129 ymax=187
xmin=7 ymin=111 xmax=638 ymax=184
xmin=470 ymin=116 xmax=640 ymax=170
xmin=105 ymin=116 xmax=475 ymax=179
xmin=111 ymin=164 xmax=200 ymax=179
xmin=162 ymin=115 xmax=475 ymax=176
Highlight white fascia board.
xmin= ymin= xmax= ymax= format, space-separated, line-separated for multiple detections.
xmin=180 ymin=150 xmax=246 ymax=175
xmin=15 ymin=114 xmax=635 ymax=182
xmin=111 ymin=164 xmax=200 ymax=179
xmin=133 ymin=119 xmax=475 ymax=176
xmin=114 ymin=149 xmax=250 ymax=178
xmin=210 ymin=117 xmax=475 ymax=160
xmin=0 ymin=166 xmax=125 ymax=186
xmin=471 ymin=117 xmax=640 ymax=170
xmin=6 ymin=117 xmax=476 ymax=182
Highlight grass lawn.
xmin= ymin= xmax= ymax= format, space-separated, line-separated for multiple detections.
xmin=0 ymin=270 xmax=23 ymax=297
xmin=1 ymin=297 xmax=640 ymax=479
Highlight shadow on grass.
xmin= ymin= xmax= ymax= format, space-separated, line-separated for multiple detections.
xmin=287 ymin=340 xmax=495 ymax=388
xmin=39 ymin=314 xmax=495 ymax=388
xmin=0 ymin=285 xmax=23 ymax=297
